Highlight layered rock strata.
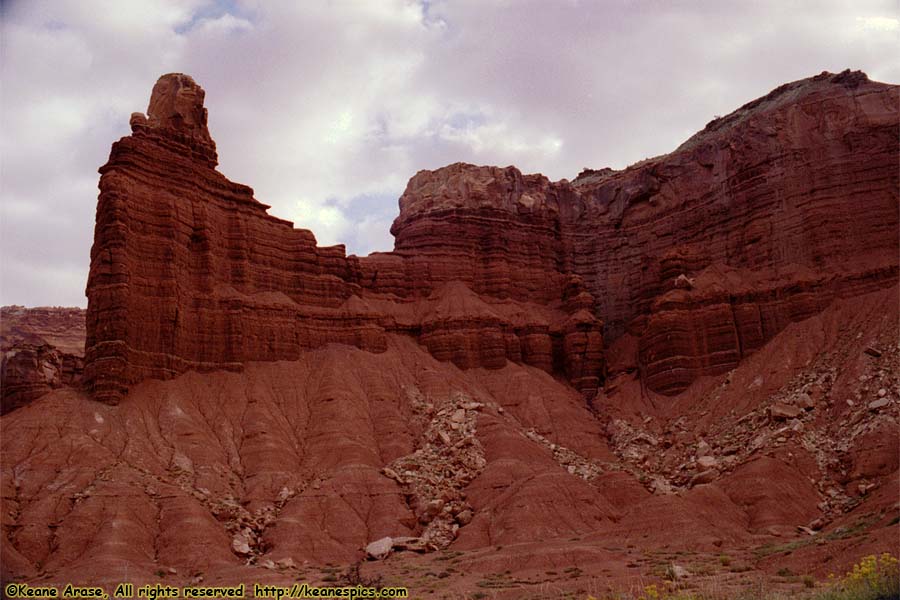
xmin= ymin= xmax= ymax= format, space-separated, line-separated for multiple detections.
xmin=382 ymin=70 xmax=898 ymax=394
xmin=83 ymin=70 xmax=898 ymax=403
xmin=0 ymin=306 xmax=86 ymax=413
xmin=84 ymin=74 xmax=603 ymax=404
xmin=567 ymin=70 xmax=899 ymax=393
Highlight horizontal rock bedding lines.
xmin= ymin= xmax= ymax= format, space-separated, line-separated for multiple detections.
xmin=82 ymin=70 xmax=898 ymax=403
xmin=1 ymin=306 xmax=86 ymax=414
xmin=83 ymin=73 xmax=605 ymax=404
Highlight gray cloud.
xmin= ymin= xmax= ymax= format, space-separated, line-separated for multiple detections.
xmin=1 ymin=0 xmax=897 ymax=307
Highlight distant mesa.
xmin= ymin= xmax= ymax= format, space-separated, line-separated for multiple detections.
xmin=1 ymin=306 xmax=86 ymax=414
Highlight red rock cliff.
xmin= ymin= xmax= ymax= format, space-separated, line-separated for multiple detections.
xmin=84 ymin=74 xmax=604 ymax=404
xmin=379 ymin=71 xmax=898 ymax=395
xmin=568 ymin=70 xmax=898 ymax=393
xmin=1 ymin=306 xmax=86 ymax=413
xmin=84 ymin=71 xmax=897 ymax=403
xmin=84 ymin=74 xmax=385 ymax=404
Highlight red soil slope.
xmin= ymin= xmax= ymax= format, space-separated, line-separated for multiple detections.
xmin=1 ymin=286 xmax=896 ymax=595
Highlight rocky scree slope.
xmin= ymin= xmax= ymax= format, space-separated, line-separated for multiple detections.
xmin=1 ymin=288 xmax=896 ymax=591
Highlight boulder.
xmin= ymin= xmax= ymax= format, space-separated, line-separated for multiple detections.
xmin=365 ymin=537 xmax=393 ymax=561
xmin=769 ymin=403 xmax=803 ymax=420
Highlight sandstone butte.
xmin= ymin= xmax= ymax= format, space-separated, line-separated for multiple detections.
xmin=0 ymin=71 xmax=897 ymax=597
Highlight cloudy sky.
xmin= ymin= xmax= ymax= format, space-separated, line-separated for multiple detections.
xmin=1 ymin=0 xmax=897 ymax=307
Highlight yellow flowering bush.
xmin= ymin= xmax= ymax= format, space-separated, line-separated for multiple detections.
xmin=817 ymin=553 xmax=900 ymax=599
xmin=845 ymin=553 xmax=898 ymax=587
xmin=639 ymin=584 xmax=660 ymax=600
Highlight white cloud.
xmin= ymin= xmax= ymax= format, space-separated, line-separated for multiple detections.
xmin=192 ymin=13 xmax=254 ymax=35
xmin=352 ymin=214 xmax=396 ymax=257
xmin=856 ymin=16 xmax=900 ymax=31
xmin=292 ymin=198 xmax=350 ymax=247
